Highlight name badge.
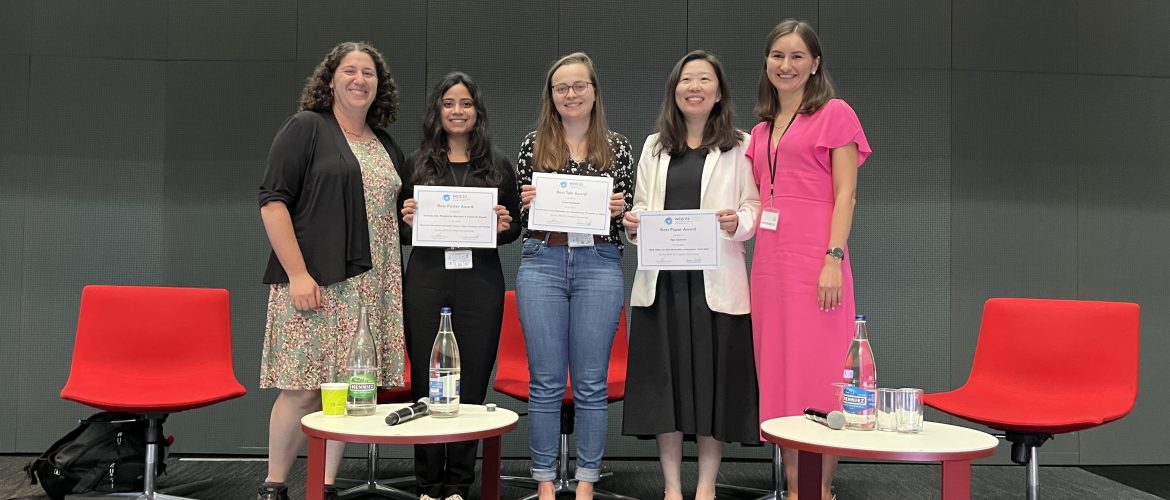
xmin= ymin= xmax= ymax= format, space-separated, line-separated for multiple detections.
xmin=759 ymin=208 xmax=780 ymax=231
xmin=444 ymin=249 xmax=473 ymax=270
xmin=568 ymin=232 xmax=596 ymax=247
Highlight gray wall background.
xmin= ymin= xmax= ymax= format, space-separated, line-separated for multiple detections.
xmin=1 ymin=0 xmax=1167 ymax=466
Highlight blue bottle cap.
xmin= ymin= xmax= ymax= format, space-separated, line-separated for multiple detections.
xmin=440 ymin=307 xmax=452 ymax=314
xmin=856 ymin=314 xmax=866 ymax=321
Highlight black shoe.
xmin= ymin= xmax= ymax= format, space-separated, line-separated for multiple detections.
xmin=324 ymin=484 xmax=340 ymax=500
xmin=258 ymin=482 xmax=290 ymax=500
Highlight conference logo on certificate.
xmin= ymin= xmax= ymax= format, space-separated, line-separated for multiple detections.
xmin=636 ymin=210 xmax=720 ymax=271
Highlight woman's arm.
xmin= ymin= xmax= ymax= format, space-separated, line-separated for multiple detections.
xmin=817 ymin=143 xmax=859 ymax=311
xmin=261 ymin=201 xmax=321 ymax=310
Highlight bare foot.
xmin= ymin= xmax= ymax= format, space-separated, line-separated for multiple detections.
xmin=538 ymin=481 xmax=555 ymax=500
xmin=664 ymin=487 xmax=684 ymax=500
xmin=575 ymin=480 xmax=594 ymax=500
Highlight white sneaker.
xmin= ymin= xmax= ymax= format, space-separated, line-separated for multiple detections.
xmin=445 ymin=495 xmax=464 ymax=500
xmin=420 ymin=496 xmax=437 ymax=500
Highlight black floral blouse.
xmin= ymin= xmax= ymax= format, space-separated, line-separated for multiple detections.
xmin=515 ymin=130 xmax=635 ymax=252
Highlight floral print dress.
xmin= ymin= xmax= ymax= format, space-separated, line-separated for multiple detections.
xmin=260 ymin=136 xmax=406 ymax=390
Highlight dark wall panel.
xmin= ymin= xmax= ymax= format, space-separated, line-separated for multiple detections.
xmin=1078 ymin=0 xmax=1170 ymax=78
xmin=1077 ymin=74 xmax=1170 ymax=463
xmin=821 ymin=0 xmax=950 ymax=70
xmin=0 ymin=1 xmax=32 ymax=55
xmin=16 ymin=56 xmax=169 ymax=450
xmin=950 ymin=71 xmax=1081 ymax=463
xmin=31 ymin=0 xmax=166 ymax=59
xmin=953 ymin=0 xmax=1078 ymax=73
xmin=168 ymin=0 xmax=296 ymax=61
xmin=0 ymin=54 xmax=30 ymax=451
xmin=687 ymin=0 xmax=816 ymax=72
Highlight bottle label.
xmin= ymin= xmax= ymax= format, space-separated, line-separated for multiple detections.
xmin=429 ymin=374 xmax=460 ymax=402
xmin=842 ymin=385 xmax=874 ymax=413
xmin=348 ymin=373 xmax=376 ymax=398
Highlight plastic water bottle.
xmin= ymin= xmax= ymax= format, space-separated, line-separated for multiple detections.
xmin=346 ymin=305 xmax=378 ymax=416
xmin=428 ymin=307 xmax=461 ymax=418
xmin=842 ymin=315 xmax=877 ymax=430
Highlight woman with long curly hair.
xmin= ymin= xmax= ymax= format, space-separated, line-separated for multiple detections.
xmin=256 ymin=41 xmax=407 ymax=500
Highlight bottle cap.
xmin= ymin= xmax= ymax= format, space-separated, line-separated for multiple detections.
xmin=486 ymin=403 xmax=497 ymax=412
xmin=855 ymin=314 xmax=866 ymax=321
xmin=441 ymin=307 xmax=452 ymax=314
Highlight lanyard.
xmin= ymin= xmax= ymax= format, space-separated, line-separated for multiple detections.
xmin=766 ymin=112 xmax=798 ymax=201
xmin=448 ymin=161 xmax=471 ymax=187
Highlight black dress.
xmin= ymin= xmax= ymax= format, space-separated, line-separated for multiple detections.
xmin=622 ymin=147 xmax=761 ymax=445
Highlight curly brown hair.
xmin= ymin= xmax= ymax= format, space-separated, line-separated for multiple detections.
xmin=298 ymin=41 xmax=398 ymax=128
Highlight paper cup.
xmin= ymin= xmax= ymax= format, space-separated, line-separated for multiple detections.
xmin=320 ymin=382 xmax=349 ymax=417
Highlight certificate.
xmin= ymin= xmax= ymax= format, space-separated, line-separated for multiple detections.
xmin=411 ymin=186 xmax=498 ymax=248
xmin=527 ymin=172 xmax=613 ymax=235
xmin=636 ymin=210 xmax=721 ymax=270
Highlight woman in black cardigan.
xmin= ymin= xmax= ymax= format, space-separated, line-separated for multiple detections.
xmin=398 ymin=72 xmax=521 ymax=500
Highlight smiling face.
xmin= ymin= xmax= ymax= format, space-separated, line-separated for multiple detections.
xmin=439 ymin=83 xmax=476 ymax=138
xmin=550 ymin=63 xmax=595 ymax=123
xmin=765 ymin=32 xmax=820 ymax=99
xmin=330 ymin=50 xmax=377 ymax=115
xmin=674 ymin=59 xmax=720 ymax=122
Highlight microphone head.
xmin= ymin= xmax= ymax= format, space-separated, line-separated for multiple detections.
xmin=825 ymin=410 xmax=846 ymax=430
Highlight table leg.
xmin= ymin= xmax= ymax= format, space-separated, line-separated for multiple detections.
xmin=306 ymin=437 xmax=326 ymax=500
xmin=482 ymin=436 xmax=502 ymax=499
xmin=941 ymin=459 xmax=972 ymax=500
xmin=797 ymin=450 xmax=823 ymax=500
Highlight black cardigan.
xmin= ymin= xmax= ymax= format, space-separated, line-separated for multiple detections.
xmin=258 ymin=110 xmax=406 ymax=286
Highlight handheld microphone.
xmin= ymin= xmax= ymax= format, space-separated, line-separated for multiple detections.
xmin=385 ymin=398 xmax=430 ymax=426
xmin=804 ymin=407 xmax=846 ymax=430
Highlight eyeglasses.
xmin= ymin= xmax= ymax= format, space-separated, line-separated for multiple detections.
xmin=551 ymin=82 xmax=593 ymax=97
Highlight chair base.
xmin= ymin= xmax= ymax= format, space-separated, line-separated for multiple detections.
xmin=1006 ymin=431 xmax=1051 ymax=500
xmin=716 ymin=444 xmax=785 ymax=500
xmin=333 ymin=443 xmax=416 ymax=500
xmin=69 ymin=415 xmax=213 ymax=500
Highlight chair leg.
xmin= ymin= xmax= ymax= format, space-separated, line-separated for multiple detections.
xmin=716 ymin=444 xmax=784 ymax=500
xmin=1027 ymin=446 xmax=1039 ymax=500
xmin=1007 ymin=431 xmax=1050 ymax=500
xmin=67 ymin=415 xmax=214 ymax=500
xmin=334 ymin=443 xmax=416 ymax=500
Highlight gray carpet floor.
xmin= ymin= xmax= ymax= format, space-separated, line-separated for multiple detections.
xmin=1 ymin=456 xmax=1162 ymax=500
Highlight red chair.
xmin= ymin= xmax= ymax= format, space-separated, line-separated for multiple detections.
xmin=494 ymin=291 xmax=635 ymax=500
xmin=924 ymin=298 xmax=1140 ymax=500
xmin=60 ymin=285 xmax=247 ymax=500
xmin=335 ymin=356 xmax=415 ymax=500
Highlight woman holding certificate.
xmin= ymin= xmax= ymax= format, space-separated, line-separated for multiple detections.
xmin=398 ymin=72 xmax=520 ymax=500
xmin=621 ymin=50 xmax=761 ymax=500
xmin=515 ymin=52 xmax=633 ymax=500
xmin=746 ymin=20 xmax=871 ymax=500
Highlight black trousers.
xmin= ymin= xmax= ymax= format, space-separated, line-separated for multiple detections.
xmin=403 ymin=248 xmax=504 ymax=498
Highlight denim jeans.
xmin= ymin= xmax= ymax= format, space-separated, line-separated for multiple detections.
xmin=516 ymin=238 xmax=624 ymax=483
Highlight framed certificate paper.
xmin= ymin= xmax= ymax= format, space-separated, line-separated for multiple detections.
xmin=527 ymin=172 xmax=613 ymax=235
xmin=411 ymin=185 xmax=498 ymax=248
xmin=636 ymin=210 xmax=721 ymax=270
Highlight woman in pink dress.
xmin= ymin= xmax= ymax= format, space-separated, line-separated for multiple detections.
xmin=746 ymin=19 xmax=872 ymax=500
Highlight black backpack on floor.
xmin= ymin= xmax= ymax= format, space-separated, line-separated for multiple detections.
xmin=24 ymin=411 xmax=165 ymax=499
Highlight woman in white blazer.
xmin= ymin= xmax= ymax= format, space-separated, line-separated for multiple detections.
xmin=620 ymin=50 xmax=761 ymax=500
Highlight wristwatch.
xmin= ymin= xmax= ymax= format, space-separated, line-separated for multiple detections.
xmin=826 ymin=247 xmax=845 ymax=261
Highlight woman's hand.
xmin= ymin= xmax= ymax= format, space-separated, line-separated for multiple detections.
xmin=289 ymin=273 xmax=322 ymax=311
xmin=520 ymin=185 xmax=535 ymax=209
xmin=716 ymin=208 xmax=739 ymax=234
xmin=400 ymin=198 xmax=417 ymax=226
xmin=818 ymin=258 xmax=843 ymax=311
xmin=495 ymin=204 xmax=512 ymax=232
xmin=609 ymin=192 xmax=626 ymax=217
xmin=622 ymin=211 xmax=640 ymax=238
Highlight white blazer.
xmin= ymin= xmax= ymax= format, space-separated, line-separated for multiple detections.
xmin=627 ymin=132 xmax=760 ymax=315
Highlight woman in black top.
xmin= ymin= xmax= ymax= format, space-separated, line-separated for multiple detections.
xmin=257 ymin=42 xmax=406 ymax=500
xmin=398 ymin=72 xmax=521 ymax=500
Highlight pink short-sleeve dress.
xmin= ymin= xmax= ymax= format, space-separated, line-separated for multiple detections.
xmin=746 ymin=98 xmax=872 ymax=424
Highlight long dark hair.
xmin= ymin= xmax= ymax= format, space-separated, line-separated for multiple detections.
xmin=654 ymin=50 xmax=740 ymax=156
xmin=298 ymin=41 xmax=398 ymax=128
xmin=412 ymin=72 xmax=504 ymax=187
xmin=532 ymin=52 xmax=616 ymax=172
xmin=754 ymin=19 xmax=836 ymax=120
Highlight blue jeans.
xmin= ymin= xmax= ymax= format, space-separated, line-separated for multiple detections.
xmin=516 ymin=238 xmax=624 ymax=483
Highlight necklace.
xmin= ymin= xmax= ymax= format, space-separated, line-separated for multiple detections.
xmin=340 ymin=123 xmax=366 ymax=138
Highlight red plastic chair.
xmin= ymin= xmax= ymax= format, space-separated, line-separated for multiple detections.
xmin=493 ymin=290 xmax=634 ymax=500
xmin=60 ymin=285 xmax=246 ymax=500
xmin=924 ymin=298 xmax=1140 ymax=500
xmin=335 ymin=356 xmax=414 ymax=499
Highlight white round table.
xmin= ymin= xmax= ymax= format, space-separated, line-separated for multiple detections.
xmin=301 ymin=403 xmax=518 ymax=500
xmin=761 ymin=416 xmax=999 ymax=500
